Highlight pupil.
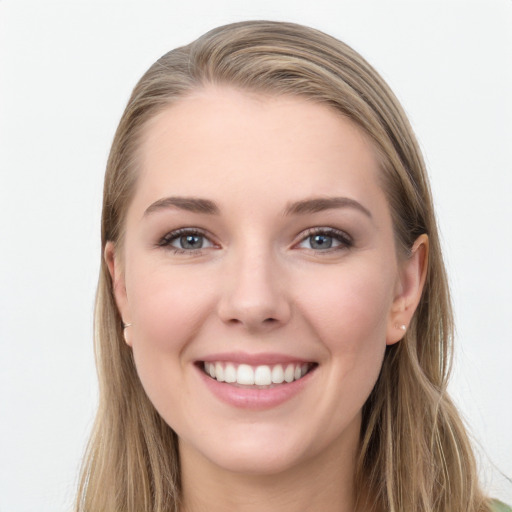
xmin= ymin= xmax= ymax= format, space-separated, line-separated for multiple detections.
xmin=310 ymin=234 xmax=332 ymax=249
xmin=181 ymin=234 xmax=203 ymax=249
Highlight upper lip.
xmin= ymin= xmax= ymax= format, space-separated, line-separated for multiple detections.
xmin=198 ymin=352 xmax=315 ymax=365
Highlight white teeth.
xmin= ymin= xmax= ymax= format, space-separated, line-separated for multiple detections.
xmin=224 ymin=363 xmax=237 ymax=383
xmin=254 ymin=365 xmax=272 ymax=386
xmin=215 ymin=362 xmax=224 ymax=382
xmin=237 ymin=364 xmax=255 ymax=385
xmin=203 ymin=361 xmax=311 ymax=386
xmin=271 ymin=364 xmax=285 ymax=384
xmin=284 ymin=364 xmax=295 ymax=383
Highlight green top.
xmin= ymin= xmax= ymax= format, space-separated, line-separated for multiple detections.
xmin=491 ymin=500 xmax=512 ymax=512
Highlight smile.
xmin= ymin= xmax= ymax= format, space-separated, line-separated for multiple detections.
xmin=202 ymin=361 xmax=316 ymax=387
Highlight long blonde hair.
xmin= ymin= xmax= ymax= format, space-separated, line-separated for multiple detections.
xmin=76 ymin=20 xmax=490 ymax=512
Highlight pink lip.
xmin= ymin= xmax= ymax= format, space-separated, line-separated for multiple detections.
xmin=199 ymin=352 xmax=312 ymax=365
xmin=195 ymin=358 xmax=317 ymax=410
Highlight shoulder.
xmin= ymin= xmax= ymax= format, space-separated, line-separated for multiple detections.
xmin=490 ymin=500 xmax=512 ymax=512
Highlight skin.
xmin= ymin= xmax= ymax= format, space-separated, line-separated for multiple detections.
xmin=106 ymin=86 xmax=427 ymax=512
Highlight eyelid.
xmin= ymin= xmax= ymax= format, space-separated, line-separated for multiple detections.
xmin=294 ymin=227 xmax=353 ymax=251
xmin=156 ymin=226 xmax=352 ymax=254
xmin=157 ymin=227 xmax=218 ymax=253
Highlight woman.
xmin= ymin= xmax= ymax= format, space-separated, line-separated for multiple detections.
xmin=75 ymin=21 xmax=510 ymax=512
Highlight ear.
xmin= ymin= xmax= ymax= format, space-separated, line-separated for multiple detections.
xmin=104 ymin=241 xmax=132 ymax=346
xmin=386 ymin=234 xmax=429 ymax=345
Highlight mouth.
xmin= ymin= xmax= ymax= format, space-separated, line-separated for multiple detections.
xmin=199 ymin=361 xmax=318 ymax=389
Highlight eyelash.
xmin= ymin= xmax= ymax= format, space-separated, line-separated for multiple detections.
xmin=157 ymin=228 xmax=214 ymax=255
xmin=156 ymin=227 xmax=353 ymax=255
xmin=297 ymin=227 xmax=353 ymax=253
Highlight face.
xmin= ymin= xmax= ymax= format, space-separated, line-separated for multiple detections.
xmin=108 ymin=86 xmax=425 ymax=477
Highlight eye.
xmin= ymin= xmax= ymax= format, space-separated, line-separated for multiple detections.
xmin=297 ymin=228 xmax=352 ymax=252
xmin=158 ymin=229 xmax=215 ymax=253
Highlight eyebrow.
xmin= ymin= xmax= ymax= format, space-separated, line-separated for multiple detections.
xmin=283 ymin=197 xmax=372 ymax=218
xmin=144 ymin=196 xmax=220 ymax=216
xmin=143 ymin=195 xmax=372 ymax=219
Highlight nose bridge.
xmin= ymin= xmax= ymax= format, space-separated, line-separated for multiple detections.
xmin=217 ymin=238 xmax=290 ymax=330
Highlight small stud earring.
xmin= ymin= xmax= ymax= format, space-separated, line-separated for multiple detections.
xmin=395 ymin=323 xmax=406 ymax=331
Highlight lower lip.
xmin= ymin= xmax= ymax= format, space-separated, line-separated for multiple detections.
xmin=196 ymin=365 xmax=316 ymax=410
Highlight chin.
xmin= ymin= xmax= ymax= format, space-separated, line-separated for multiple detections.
xmin=179 ymin=423 xmax=316 ymax=477
xmin=206 ymin=444 xmax=306 ymax=476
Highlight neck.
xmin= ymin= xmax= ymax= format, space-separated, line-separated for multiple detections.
xmin=179 ymin=425 xmax=360 ymax=512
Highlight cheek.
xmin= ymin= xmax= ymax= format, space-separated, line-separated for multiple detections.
xmin=124 ymin=265 xmax=218 ymax=426
xmin=127 ymin=265 xmax=213 ymax=352
xmin=297 ymin=262 xmax=394 ymax=348
xmin=295 ymin=261 xmax=394 ymax=398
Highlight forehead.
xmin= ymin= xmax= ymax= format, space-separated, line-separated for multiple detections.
xmin=132 ymin=86 xmax=387 ymax=218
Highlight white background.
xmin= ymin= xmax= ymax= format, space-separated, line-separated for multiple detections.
xmin=0 ymin=1 xmax=511 ymax=511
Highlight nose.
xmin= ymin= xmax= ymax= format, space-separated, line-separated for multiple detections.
xmin=216 ymin=247 xmax=291 ymax=332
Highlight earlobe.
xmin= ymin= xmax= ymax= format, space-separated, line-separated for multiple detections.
xmin=104 ymin=241 xmax=132 ymax=345
xmin=386 ymin=234 xmax=429 ymax=345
